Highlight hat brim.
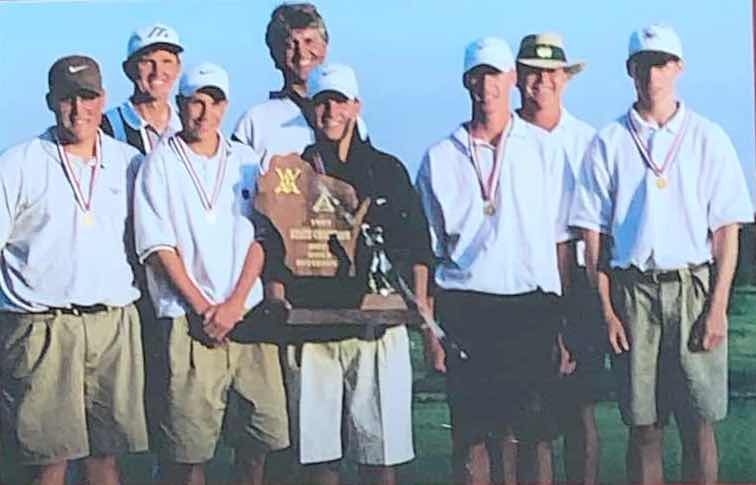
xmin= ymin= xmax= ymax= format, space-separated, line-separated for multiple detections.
xmin=517 ymin=58 xmax=585 ymax=75
xmin=127 ymin=42 xmax=183 ymax=62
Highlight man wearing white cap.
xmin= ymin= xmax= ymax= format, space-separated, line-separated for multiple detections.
xmin=0 ymin=54 xmax=147 ymax=485
xmin=265 ymin=63 xmax=432 ymax=485
xmin=416 ymin=37 xmax=573 ymax=485
xmin=134 ymin=63 xmax=289 ymax=485
xmin=571 ymin=24 xmax=753 ymax=485
xmin=515 ymin=32 xmax=601 ymax=485
xmin=103 ymin=23 xmax=183 ymax=154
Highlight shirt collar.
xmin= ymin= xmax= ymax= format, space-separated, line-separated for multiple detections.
xmin=40 ymin=126 xmax=108 ymax=167
xmin=629 ymin=101 xmax=687 ymax=134
xmin=451 ymin=113 xmax=525 ymax=156
xmin=121 ymin=100 xmax=181 ymax=133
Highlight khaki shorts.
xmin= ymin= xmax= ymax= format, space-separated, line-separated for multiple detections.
xmin=0 ymin=305 xmax=147 ymax=465
xmin=285 ymin=325 xmax=414 ymax=466
xmin=610 ymin=264 xmax=727 ymax=426
xmin=160 ymin=315 xmax=289 ymax=463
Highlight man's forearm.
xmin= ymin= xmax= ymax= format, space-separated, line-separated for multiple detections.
xmin=582 ymin=229 xmax=618 ymax=319
xmin=709 ymin=224 xmax=740 ymax=314
xmin=149 ymin=249 xmax=210 ymax=314
xmin=557 ymin=240 xmax=575 ymax=291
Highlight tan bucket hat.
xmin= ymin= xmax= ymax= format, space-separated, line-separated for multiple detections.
xmin=516 ymin=32 xmax=585 ymax=75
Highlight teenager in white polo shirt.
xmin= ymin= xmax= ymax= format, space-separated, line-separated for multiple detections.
xmin=0 ymin=55 xmax=146 ymax=485
xmin=134 ymin=63 xmax=288 ymax=485
xmin=515 ymin=32 xmax=601 ymax=485
xmin=416 ymin=37 xmax=573 ymax=485
xmin=571 ymin=25 xmax=753 ymax=485
xmin=102 ymin=23 xmax=183 ymax=154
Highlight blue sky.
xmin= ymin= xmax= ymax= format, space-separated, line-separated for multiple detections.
xmin=0 ymin=0 xmax=753 ymax=197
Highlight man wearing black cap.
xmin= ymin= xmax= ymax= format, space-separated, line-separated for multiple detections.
xmin=0 ymin=55 xmax=147 ymax=485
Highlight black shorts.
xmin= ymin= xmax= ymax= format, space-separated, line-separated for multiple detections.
xmin=436 ymin=289 xmax=562 ymax=444
xmin=562 ymin=269 xmax=607 ymax=404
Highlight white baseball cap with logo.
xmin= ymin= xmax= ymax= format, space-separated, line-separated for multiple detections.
xmin=306 ymin=63 xmax=369 ymax=139
xmin=127 ymin=23 xmax=183 ymax=60
xmin=628 ymin=24 xmax=683 ymax=60
xmin=464 ymin=37 xmax=515 ymax=74
xmin=306 ymin=63 xmax=360 ymax=100
xmin=179 ymin=62 xmax=230 ymax=99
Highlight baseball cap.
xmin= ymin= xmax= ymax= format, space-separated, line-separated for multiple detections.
xmin=179 ymin=62 xmax=230 ymax=99
xmin=48 ymin=55 xmax=103 ymax=100
xmin=127 ymin=23 xmax=183 ymax=60
xmin=628 ymin=24 xmax=683 ymax=60
xmin=516 ymin=32 xmax=585 ymax=75
xmin=464 ymin=37 xmax=515 ymax=74
xmin=307 ymin=63 xmax=359 ymax=100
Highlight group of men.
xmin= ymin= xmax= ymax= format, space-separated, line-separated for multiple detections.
xmin=0 ymin=3 xmax=752 ymax=485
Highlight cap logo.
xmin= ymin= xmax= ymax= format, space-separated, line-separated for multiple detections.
xmin=147 ymin=26 xmax=169 ymax=39
xmin=643 ymin=29 xmax=656 ymax=39
xmin=535 ymin=46 xmax=553 ymax=59
xmin=198 ymin=69 xmax=211 ymax=75
xmin=68 ymin=64 xmax=89 ymax=74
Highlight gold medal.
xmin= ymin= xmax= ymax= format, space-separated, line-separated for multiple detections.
xmin=83 ymin=211 xmax=94 ymax=226
xmin=483 ymin=202 xmax=496 ymax=216
xmin=655 ymin=177 xmax=667 ymax=189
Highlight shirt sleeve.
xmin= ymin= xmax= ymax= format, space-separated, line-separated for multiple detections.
xmin=0 ymin=151 xmax=22 ymax=247
xmin=415 ymin=152 xmax=447 ymax=261
xmin=133 ymin=150 xmax=177 ymax=263
xmin=705 ymin=126 xmax=755 ymax=231
xmin=389 ymin=157 xmax=434 ymax=268
xmin=569 ymin=136 xmax=613 ymax=234
xmin=546 ymin=139 xmax=575 ymax=243
xmin=232 ymin=110 xmax=255 ymax=148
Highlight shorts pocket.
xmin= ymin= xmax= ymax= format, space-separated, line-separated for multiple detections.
xmin=2 ymin=318 xmax=51 ymax=380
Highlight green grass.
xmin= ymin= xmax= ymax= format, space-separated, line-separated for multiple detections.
xmin=2 ymin=287 xmax=755 ymax=484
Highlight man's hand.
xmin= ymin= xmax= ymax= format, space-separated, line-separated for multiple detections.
xmin=702 ymin=307 xmax=727 ymax=351
xmin=558 ymin=333 xmax=576 ymax=376
xmin=203 ymin=299 xmax=246 ymax=343
xmin=607 ymin=313 xmax=630 ymax=354
xmin=422 ymin=328 xmax=446 ymax=374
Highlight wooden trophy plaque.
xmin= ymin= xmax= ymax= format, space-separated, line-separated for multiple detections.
xmin=255 ymin=154 xmax=420 ymax=328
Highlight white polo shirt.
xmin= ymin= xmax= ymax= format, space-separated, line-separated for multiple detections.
xmin=521 ymin=108 xmax=596 ymax=266
xmin=233 ymin=96 xmax=314 ymax=169
xmin=233 ymin=93 xmax=368 ymax=170
xmin=416 ymin=114 xmax=573 ymax=296
xmin=0 ymin=128 xmax=141 ymax=312
xmin=570 ymin=102 xmax=754 ymax=271
xmin=134 ymin=133 xmax=264 ymax=318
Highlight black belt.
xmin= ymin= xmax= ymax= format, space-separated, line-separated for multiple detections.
xmin=46 ymin=304 xmax=112 ymax=316
xmin=617 ymin=262 xmax=710 ymax=283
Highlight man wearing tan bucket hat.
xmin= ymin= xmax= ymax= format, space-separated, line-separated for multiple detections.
xmin=516 ymin=32 xmax=602 ymax=485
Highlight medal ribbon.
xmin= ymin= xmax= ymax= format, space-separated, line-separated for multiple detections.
xmin=55 ymin=130 xmax=102 ymax=214
xmin=170 ymin=135 xmax=228 ymax=213
xmin=467 ymin=118 xmax=512 ymax=207
xmin=626 ymin=109 xmax=690 ymax=178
